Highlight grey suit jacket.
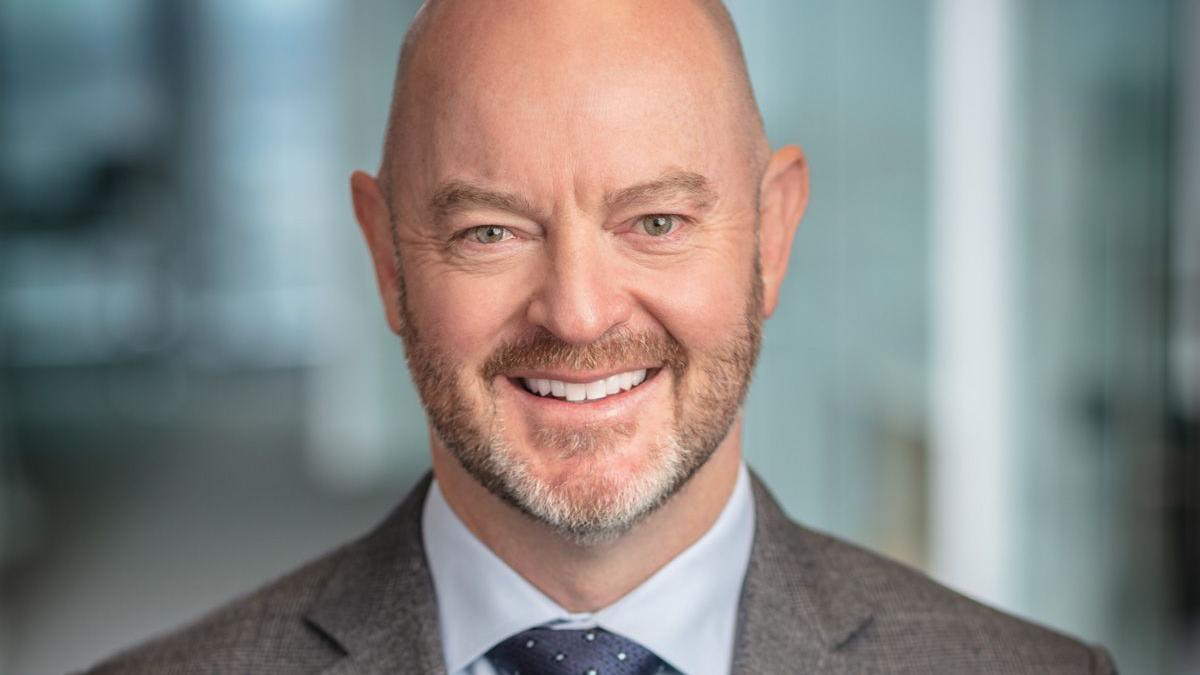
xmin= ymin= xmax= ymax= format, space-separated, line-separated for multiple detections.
xmin=88 ymin=472 xmax=1116 ymax=674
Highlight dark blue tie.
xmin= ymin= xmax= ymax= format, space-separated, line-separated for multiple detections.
xmin=486 ymin=626 xmax=669 ymax=675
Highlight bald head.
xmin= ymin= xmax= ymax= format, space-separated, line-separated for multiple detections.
xmin=350 ymin=1 xmax=810 ymax=548
xmin=377 ymin=0 xmax=768 ymax=202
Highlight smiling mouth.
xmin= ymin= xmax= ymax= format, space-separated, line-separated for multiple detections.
xmin=515 ymin=368 xmax=657 ymax=403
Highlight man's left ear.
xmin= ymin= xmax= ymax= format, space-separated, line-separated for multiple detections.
xmin=757 ymin=144 xmax=809 ymax=318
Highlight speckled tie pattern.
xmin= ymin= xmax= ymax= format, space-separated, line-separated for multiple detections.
xmin=486 ymin=626 xmax=669 ymax=675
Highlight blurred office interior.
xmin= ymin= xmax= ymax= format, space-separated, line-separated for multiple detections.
xmin=0 ymin=1 xmax=1196 ymax=673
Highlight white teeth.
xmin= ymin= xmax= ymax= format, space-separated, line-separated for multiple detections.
xmin=521 ymin=368 xmax=650 ymax=403
xmin=605 ymin=375 xmax=621 ymax=395
xmin=585 ymin=380 xmax=607 ymax=400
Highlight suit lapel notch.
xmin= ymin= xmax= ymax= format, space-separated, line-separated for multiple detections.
xmin=306 ymin=474 xmax=446 ymax=675
xmin=732 ymin=473 xmax=877 ymax=671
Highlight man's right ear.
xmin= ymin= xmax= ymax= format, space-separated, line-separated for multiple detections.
xmin=350 ymin=170 xmax=405 ymax=336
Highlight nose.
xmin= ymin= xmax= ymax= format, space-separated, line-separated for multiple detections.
xmin=525 ymin=225 xmax=632 ymax=344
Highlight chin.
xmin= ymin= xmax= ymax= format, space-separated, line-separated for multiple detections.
xmin=489 ymin=431 xmax=692 ymax=546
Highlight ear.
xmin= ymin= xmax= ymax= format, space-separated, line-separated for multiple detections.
xmin=350 ymin=170 xmax=405 ymax=335
xmin=757 ymin=145 xmax=809 ymax=318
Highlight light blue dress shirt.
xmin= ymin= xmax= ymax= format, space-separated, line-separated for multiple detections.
xmin=421 ymin=462 xmax=756 ymax=675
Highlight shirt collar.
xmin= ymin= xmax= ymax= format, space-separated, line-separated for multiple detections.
xmin=422 ymin=463 xmax=756 ymax=675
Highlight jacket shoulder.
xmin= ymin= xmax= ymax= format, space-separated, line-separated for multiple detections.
xmin=85 ymin=543 xmax=351 ymax=675
xmin=785 ymin=520 xmax=1115 ymax=673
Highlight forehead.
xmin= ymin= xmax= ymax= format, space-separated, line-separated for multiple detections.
xmin=392 ymin=0 xmax=750 ymax=207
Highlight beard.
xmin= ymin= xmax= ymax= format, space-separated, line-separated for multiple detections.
xmin=397 ymin=266 xmax=763 ymax=545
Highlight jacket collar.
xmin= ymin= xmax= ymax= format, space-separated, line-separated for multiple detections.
xmin=306 ymin=473 xmax=445 ymax=675
xmin=303 ymin=470 xmax=876 ymax=674
xmin=730 ymin=473 xmax=877 ymax=672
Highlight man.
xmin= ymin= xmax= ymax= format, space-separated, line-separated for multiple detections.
xmin=90 ymin=1 xmax=1115 ymax=673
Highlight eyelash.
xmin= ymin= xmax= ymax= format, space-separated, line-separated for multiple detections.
xmin=454 ymin=213 xmax=690 ymax=249
xmin=635 ymin=214 xmax=685 ymax=237
xmin=459 ymin=225 xmax=515 ymax=245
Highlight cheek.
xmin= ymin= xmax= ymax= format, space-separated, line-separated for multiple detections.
xmin=635 ymin=249 xmax=755 ymax=352
xmin=404 ymin=264 xmax=534 ymax=363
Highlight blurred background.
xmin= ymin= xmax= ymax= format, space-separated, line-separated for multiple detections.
xmin=0 ymin=0 xmax=1195 ymax=672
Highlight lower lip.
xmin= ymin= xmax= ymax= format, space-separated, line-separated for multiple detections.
xmin=502 ymin=369 xmax=665 ymax=422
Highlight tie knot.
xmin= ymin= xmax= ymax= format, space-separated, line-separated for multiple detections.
xmin=486 ymin=626 xmax=668 ymax=675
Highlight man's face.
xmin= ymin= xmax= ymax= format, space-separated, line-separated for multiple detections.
xmin=373 ymin=1 xmax=773 ymax=542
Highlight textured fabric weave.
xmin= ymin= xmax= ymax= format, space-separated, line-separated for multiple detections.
xmin=487 ymin=626 xmax=667 ymax=675
xmin=85 ymin=471 xmax=1118 ymax=674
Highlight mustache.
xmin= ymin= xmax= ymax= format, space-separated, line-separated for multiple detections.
xmin=480 ymin=328 xmax=688 ymax=381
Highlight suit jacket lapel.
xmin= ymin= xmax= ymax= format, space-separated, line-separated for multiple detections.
xmin=307 ymin=473 xmax=445 ymax=675
xmin=302 ymin=469 xmax=876 ymax=674
xmin=731 ymin=472 xmax=876 ymax=673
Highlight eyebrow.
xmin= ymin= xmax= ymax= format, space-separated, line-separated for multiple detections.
xmin=429 ymin=181 xmax=538 ymax=220
xmin=427 ymin=169 xmax=718 ymax=222
xmin=604 ymin=170 xmax=718 ymax=212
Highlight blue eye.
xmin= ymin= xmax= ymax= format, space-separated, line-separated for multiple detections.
xmin=468 ymin=225 xmax=513 ymax=244
xmin=639 ymin=214 xmax=677 ymax=236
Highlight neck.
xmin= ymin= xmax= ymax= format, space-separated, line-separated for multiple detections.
xmin=430 ymin=423 xmax=744 ymax=613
